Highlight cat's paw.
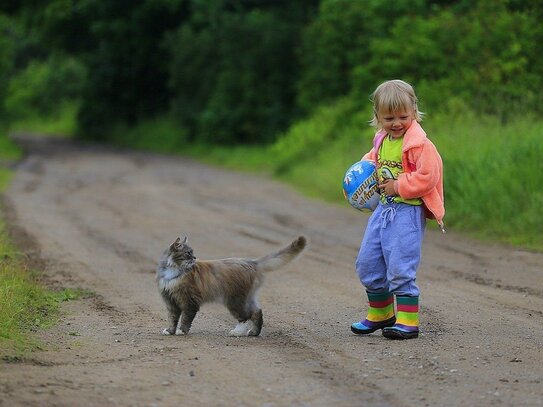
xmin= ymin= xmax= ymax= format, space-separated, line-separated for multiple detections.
xmin=162 ymin=328 xmax=187 ymax=336
xmin=229 ymin=320 xmax=257 ymax=337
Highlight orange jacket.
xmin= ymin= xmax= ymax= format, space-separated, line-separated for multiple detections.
xmin=362 ymin=121 xmax=445 ymax=230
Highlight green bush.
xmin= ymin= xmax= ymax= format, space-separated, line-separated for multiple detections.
xmin=8 ymin=101 xmax=79 ymax=137
xmin=8 ymin=0 xmax=542 ymax=145
xmin=358 ymin=1 xmax=541 ymax=120
xmin=271 ymin=97 xmax=369 ymax=176
xmin=4 ymin=55 xmax=85 ymax=121
xmin=108 ymin=116 xmax=188 ymax=153
xmin=167 ymin=2 xmax=313 ymax=144
xmin=0 ymin=127 xmax=21 ymax=163
xmin=297 ymin=0 xmax=427 ymax=113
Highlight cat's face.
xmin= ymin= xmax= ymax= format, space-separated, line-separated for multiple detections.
xmin=167 ymin=236 xmax=196 ymax=266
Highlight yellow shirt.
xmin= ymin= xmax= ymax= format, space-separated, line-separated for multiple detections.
xmin=378 ymin=135 xmax=422 ymax=205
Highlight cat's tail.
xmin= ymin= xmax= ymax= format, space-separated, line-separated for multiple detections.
xmin=255 ymin=236 xmax=307 ymax=272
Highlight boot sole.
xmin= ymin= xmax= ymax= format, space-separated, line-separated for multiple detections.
xmin=351 ymin=318 xmax=396 ymax=335
xmin=382 ymin=328 xmax=419 ymax=340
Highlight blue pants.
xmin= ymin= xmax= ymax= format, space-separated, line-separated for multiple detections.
xmin=355 ymin=203 xmax=426 ymax=297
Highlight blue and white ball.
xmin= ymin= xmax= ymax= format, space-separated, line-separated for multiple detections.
xmin=343 ymin=160 xmax=380 ymax=211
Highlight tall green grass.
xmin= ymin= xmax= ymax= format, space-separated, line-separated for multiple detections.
xmin=0 ymin=200 xmax=81 ymax=358
xmin=267 ymin=101 xmax=543 ymax=250
xmin=271 ymin=101 xmax=543 ymax=250
xmin=109 ymin=117 xmax=188 ymax=153
xmin=0 ymin=229 xmax=57 ymax=355
xmin=0 ymin=129 xmax=22 ymax=163
xmin=12 ymin=99 xmax=540 ymax=250
xmin=427 ymin=114 xmax=543 ymax=248
xmin=108 ymin=116 xmax=277 ymax=173
xmin=0 ymin=131 xmax=81 ymax=358
xmin=270 ymin=98 xmax=372 ymax=201
xmin=7 ymin=102 xmax=79 ymax=137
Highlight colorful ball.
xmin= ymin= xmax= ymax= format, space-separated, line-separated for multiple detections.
xmin=342 ymin=160 xmax=380 ymax=211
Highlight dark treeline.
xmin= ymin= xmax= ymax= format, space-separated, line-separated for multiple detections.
xmin=1 ymin=0 xmax=542 ymax=144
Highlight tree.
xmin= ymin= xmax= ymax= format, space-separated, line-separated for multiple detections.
xmin=0 ymin=13 xmax=16 ymax=119
xmin=296 ymin=0 xmax=427 ymax=113
xmin=42 ymin=0 xmax=189 ymax=139
xmin=167 ymin=0 xmax=318 ymax=144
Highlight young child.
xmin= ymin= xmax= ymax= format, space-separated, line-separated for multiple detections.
xmin=351 ymin=79 xmax=445 ymax=340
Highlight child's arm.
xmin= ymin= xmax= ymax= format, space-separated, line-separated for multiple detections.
xmin=396 ymin=142 xmax=442 ymax=199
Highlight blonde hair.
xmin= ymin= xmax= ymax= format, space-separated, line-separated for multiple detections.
xmin=369 ymin=79 xmax=424 ymax=129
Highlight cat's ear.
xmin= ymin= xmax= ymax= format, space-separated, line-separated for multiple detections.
xmin=172 ymin=236 xmax=187 ymax=249
xmin=171 ymin=237 xmax=181 ymax=249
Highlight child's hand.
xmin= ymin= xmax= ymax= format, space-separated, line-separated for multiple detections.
xmin=379 ymin=179 xmax=397 ymax=196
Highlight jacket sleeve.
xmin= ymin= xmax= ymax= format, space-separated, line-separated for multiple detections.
xmin=361 ymin=148 xmax=376 ymax=162
xmin=396 ymin=141 xmax=442 ymax=199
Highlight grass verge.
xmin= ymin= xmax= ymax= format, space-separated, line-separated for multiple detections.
xmin=11 ymin=98 xmax=542 ymax=251
xmin=7 ymin=102 xmax=79 ymax=138
xmin=0 ymin=131 xmax=82 ymax=359
xmin=105 ymin=100 xmax=542 ymax=251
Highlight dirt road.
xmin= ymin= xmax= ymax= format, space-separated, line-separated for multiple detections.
xmin=1 ymin=136 xmax=542 ymax=407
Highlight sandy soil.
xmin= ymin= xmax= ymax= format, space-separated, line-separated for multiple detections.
xmin=0 ymin=135 xmax=542 ymax=407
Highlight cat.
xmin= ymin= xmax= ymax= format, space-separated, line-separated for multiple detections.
xmin=156 ymin=235 xmax=307 ymax=337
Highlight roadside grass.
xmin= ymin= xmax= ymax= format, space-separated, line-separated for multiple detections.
xmin=0 ymin=133 xmax=22 ymax=163
xmin=109 ymin=117 xmax=188 ymax=154
xmin=108 ymin=116 xmax=276 ymax=173
xmin=0 ymin=130 xmax=83 ymax=359
xmin=7 ymin=102 xmax=78 ymax=138
xmin=427 ymin=113 xmax=543 ymax=249
xmin=270 ymin=103 xmax=542 ymax=251
xmin=0 ymin=202 xmax=84 ymax=360
xmin=99 ymin=101 xmax=542 ymax=251
xmin=10 ymin=98 xmax=542 ymax=251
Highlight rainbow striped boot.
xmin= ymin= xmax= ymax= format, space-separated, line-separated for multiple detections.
xmin=382 ymin=296 xmax=419 ymax=339
xmin=351 ymin=291 xmax=396 ymax=335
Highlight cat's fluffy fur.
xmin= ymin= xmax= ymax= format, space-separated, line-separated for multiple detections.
xmin=156 ymin=235 xmax=307 ymax=337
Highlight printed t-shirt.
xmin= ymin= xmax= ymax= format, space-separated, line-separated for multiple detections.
xmin=378 ymin=135 xmax=423 ymax=206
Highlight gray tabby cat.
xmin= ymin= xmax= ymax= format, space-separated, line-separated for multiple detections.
xmin=156 ymin=235 xmax=307 ymax=337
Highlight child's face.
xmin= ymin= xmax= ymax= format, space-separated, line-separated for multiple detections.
xmin=378 ymin=109 xmax=415 ymax=138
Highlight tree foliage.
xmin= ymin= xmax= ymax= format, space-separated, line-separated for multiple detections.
xmin=302 ymin=0 xmax=543 ymax=121
xmin=166 ymin=0 xmax=317 ymax=144
xmin=0 ymin=14 xmax=16 ymax=119
xmin=39 ymin=0 xmax=189 ymax=139
xmin=2 ymin=0 xmax=543 ymax=142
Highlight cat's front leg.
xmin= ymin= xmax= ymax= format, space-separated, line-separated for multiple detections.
xmin=162 ymin=300 xmax=181 ymax=336
xmin=179 ymin=303 xmax=200 ymax=335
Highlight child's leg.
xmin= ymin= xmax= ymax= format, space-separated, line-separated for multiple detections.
xmin=355 ymin=206 xmax=388 ymax=292
xmin=352 ymin=206 xmax=395 ymax=334
xmin=381 ymin=204 xmax=425 ymax=296
xmin=380 ymin=204 xmax=425 ymax=339
xmin=351 ymin=291 xmax=396 ymax=334
xmin=383 ymin=296 xmax=419 ymax=339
